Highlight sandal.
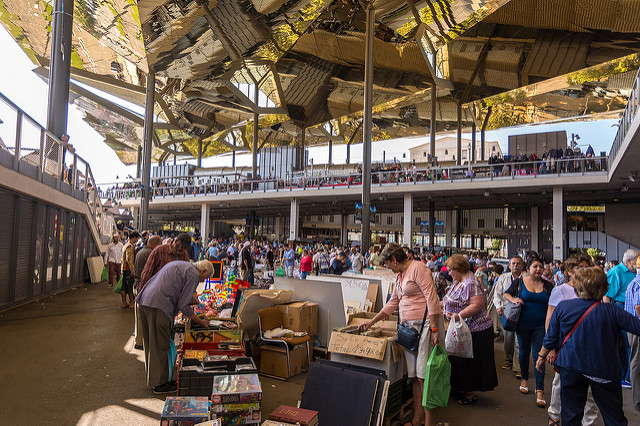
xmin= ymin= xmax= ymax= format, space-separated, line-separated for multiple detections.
xmin=519 ymin=385 xmax=529 ymax=394
xmin=121 ymin=304 xmax=128 ymax=308
xmin=548 ymin=417 xmax=560 ymax=426
xmin=457 ymin=395 xmax=478 ymax=405
xmin=536 ymin=391 xmax=546 ymax=408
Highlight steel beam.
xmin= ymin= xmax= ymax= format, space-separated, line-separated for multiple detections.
xmin=46 ymin=0 xmax=74 ymax=139
xmin=140 ymin=73 xmax=155 ymax=232
xmin=361 ymin=4 xmax=375 ymax=253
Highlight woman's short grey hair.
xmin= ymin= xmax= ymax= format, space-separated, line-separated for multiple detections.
xmin=196 ymin=260 xmax=214 ymax=278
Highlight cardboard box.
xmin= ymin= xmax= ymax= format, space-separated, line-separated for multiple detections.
xmin=161 ymin=396 xmax=210 ymax=426
xmin=277 ymin=301 xmax=318 ymax=336
xmin=186 ymin=318 xmax=243 ymax=344
xmin=327 ymin=312 xmax=403 ymax=382
xmin=259 ymin=344 xmax=307 ymax=379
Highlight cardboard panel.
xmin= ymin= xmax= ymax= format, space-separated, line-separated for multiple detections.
xmin=328 ymin=331 xmax=388 ymax=361
xmin=273 ymin=277 xmax=346 ymax=347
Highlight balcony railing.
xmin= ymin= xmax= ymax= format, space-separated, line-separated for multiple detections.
xmin=0 ymin=92 xmax=114 ymax=244
xmin=103 ymin=155 xmax=608 ymax=202
xmin=609 ymin=67 xmax=640 ymax=170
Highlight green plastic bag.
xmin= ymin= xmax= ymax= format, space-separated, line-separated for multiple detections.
xmin=275 ymin=267 xmax=284 ymax=277
xmin=114 ymin=275 xmax=123 ymax=293
xmin=422 ymin=344 xmax=451 ymax=411
xmin=101 ymin=266 xmax=108 ymax=282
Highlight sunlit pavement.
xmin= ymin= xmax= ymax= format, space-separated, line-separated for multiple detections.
xmin=1 ymin=282 xmax=639 ymax=425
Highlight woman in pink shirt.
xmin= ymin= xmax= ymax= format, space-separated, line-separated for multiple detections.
xmin=360 ymin=243 xmax=442 ymax=426
xmin=299 ymin=249 xmax=313 ymax=279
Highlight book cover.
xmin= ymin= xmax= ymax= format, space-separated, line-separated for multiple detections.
xmin=211 ymin=402 xmax=260 ymax=413
xmin=211 ymin=374 xmax=262 ymax=404
xmin=161 ymin=397 xmax=210 ymax=425
xmin=269 ymin=405 xmax=318 ymax=426
xmin=212 ymin=410 xmax=261 ymax=425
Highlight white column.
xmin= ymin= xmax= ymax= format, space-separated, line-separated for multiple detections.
xmin=531 ymin=206 xmax=539 ymax=254
xmin=403 ymin=193 xmax=413 ymax=247
xmin=289 ymin=198 xmax=299 ymax=241
xmin=553 ymin=187 xmax=564 ymax=260
xmin=340 ymin=214 xmax=348 ymax=246
xmin=445 ymin=209 xmax=453 ymax=248
xmin=275 ymin=216 xmax=282 ymax=242
xmin=131 ymin=206 xmax=139 ymax=230
xmin=200 ymin=204 xmax=210 ymax=240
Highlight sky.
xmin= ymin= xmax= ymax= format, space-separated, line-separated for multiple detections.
xmin=0 ymin=24 xmax=620 ymax=184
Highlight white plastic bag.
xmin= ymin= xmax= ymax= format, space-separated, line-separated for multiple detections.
xmin=445 ymin=315 xmax=473 ymax=358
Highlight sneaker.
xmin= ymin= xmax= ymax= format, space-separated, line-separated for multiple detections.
xmin=153 ymin=382 xmax=177 ymax=394
xmin=622 ymin=381 xmax=632 ymax=389
xmin=501 ymin=361 xmax=513 ymax=369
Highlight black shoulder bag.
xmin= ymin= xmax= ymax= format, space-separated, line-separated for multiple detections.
xmin=394 ymin=276 xmax=429 ymax=351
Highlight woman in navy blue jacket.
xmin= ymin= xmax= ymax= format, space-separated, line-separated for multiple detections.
xmin=538 ymin=267 xmax=640 ymax=426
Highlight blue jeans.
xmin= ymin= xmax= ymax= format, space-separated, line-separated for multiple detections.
xmin=560 ymin=367 xmax=627 ymax=426
xmin=301 ymin=271 xmax=309 ymax=279
xmin=517 ymin=324 xmax=546 ymax=390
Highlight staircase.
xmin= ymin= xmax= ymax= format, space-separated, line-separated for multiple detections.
xmin=569 ymin=230 xmax=640 ymax=262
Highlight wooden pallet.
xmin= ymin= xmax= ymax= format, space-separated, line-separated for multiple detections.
xmin=384 ymin=398 xmax=414 ymax=426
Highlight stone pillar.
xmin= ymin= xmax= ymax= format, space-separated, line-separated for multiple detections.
xmin=289 ymin=198 xmax=299 ymax=241
xmin=553 ymin=187 xmax=564 ymax=260
xmin=201 ymin=204 xmax=210 ymax=240
xmin=531 ymin=206 xmax=539 ymax=255
xmin=403 ymin=193 xmax=413 ymax=247
xmin=445 ymin=209 xmax=453 ymax=248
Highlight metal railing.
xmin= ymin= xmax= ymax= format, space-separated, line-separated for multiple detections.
xmin=102 ymin=155 xmax=608 ymax=201
xmin=0 ymin=91 xmax=114 ymax=244
xmin=609 ymin=67 xmax=640 ymax=170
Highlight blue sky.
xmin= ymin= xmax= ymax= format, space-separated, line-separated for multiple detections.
xmin=0 ymin=25 xmax=620 ymax=183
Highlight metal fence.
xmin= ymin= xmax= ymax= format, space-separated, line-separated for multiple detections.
xmin=102 ymin=155 xmax=608 ymax=201
xmin=609 ymin=67 xmax=640 ymax=170
xmin=0 ymin=91 xmax=113 ymax=244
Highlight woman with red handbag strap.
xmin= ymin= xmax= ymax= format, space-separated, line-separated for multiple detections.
xmin=538 ymin=267 xmax=640 ymax=426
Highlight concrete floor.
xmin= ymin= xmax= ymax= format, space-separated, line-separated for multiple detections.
xmin=1 ymin=282 xmax=639 ymax=425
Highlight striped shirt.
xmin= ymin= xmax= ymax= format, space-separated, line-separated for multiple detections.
xmin=624 ymin=273 xmax=640 ymax=318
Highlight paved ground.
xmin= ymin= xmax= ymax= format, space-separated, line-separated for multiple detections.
xmin=1 ymin=282 xmax=639 ymax=425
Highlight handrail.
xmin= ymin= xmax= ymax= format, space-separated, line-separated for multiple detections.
xmin=609 ymin=67 xmax=640 ymax=170
xmin=102 ymin=155 xmax=608 ymax=202
xmin=0 ymin=91 xmax=115 ymax=245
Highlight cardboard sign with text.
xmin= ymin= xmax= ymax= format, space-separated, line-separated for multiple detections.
xmin=328 ymin=330 xmax=391 ymax=361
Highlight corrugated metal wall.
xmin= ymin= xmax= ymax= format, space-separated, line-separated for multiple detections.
xmin=0 ymin=187 xmax=98 ymax=311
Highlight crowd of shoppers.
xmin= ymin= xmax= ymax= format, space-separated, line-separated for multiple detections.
xmin=106 ymin=225 xmax=640 ymax=424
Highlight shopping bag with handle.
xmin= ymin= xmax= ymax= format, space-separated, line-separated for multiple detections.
xmin=422 ymin=344 xmax=451 ymax=410
xmin=444 ymin=315 xmax=473 ymax=358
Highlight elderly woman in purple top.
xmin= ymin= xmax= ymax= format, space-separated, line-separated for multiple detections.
xmin=443 ymin=254 xmax=498 ymax=405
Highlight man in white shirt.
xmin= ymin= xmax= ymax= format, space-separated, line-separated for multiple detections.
xmin=490 ymin=256 xmax=523 ymax=375
xmin=104 ymin=234 xmax=123 ymax=288
xmin=350 ymin=247 xmax=364 ymax=273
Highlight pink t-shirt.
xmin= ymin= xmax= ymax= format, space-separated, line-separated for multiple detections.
xmin=381 ymin=261 xmax=441 ymax=322
xmin=300 ymin=255 xmax=313 ymax=272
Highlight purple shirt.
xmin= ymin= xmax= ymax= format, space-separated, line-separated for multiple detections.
xmin=443 ymin=273 xmax=493 ymax=332
xmin=136 ymin=261 xmax=200 ymax=321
